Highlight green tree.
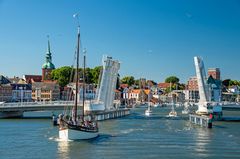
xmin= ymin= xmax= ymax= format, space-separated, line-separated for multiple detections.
xmin=121 ymin=76 xmax=135 ymax=86
xmin=84 ymin=67 xmax=93 ymax=84
xmin=172 ymin=83 xmax=185 ymax=90
xmin=51 ymin=66 xmax=73 ymax=87
xmin=134 ymin=79 xmax=140 ymax=88
xmin=229 ymin=80 xmax=240 ymax=87
xmin=165 ymin=76 xmax=180 ymax=84
xmin=90 ymin=66 xmax=102 ymax=84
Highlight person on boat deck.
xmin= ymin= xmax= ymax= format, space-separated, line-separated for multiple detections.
xmin=58 ymin=114 xmax=64 ymax=128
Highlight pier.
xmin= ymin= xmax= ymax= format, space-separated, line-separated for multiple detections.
xmin=189 ymin=114 xmax=212 ymax=128
xmin=94 ymin=108 xmax=130 ymax=121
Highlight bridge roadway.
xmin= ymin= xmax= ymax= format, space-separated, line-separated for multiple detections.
xmin=1 ymin=102 xmax=240 ymax=112
xmin=0 ymin=101 xmax=130 ymax=119
xmin=0 ymin=101 xmax=81 ymax=112
xmin=222 ymin=105 xmax=240 ymax=111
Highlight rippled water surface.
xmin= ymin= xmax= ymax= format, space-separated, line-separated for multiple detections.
xmin=1 ymin=107 xmax=240 ymax=159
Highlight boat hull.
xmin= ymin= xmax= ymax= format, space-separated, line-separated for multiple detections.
xmin=145 ymin=110 xmax=152 ymax=116
xmin=168 ymin=111 xmax=177 ymax=117
xmin=59 ymin=128 xmax=98 ymax=140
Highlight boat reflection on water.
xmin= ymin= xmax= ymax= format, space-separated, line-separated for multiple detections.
xmin=57 ymin=141 xmax=69 ymax=159
xmin=193 ymin=128 xmax=211 ymax=158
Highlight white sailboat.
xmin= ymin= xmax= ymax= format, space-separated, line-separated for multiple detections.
xmin=168 ymin=83 xmax=177 ymax=117
xmin=153 ymin=103 xmax=160 ymax=108
xmin=168 ymin=104 xmax=177 ymax=117
xmin=145 ymin=88 xmax=152 ymax=116
xmin=58 ymin=21 xmax=98 ymax=140
xmin=145 ymin=105 xmax=152 ymax=116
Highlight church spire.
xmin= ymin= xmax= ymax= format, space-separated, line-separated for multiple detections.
xmin=46 ymin=35 xmax=52 ymax=62
xmin=47 ymin=35 xmax=51 ymax=55
xmin=42 ymin=35 xmax=55 ymax=69
xmin=42 ymin=35 xmax=55 ymax=81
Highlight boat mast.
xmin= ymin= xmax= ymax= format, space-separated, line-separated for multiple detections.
xmin=74 ymin=26 xmax=80 ymax=122
xmin=82 ymin=49 xmax=86 ymax=118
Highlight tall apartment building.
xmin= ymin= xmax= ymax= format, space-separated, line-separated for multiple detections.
xmin=208 ymin=68 xmax=220 ymax=80
xmin=186 ymin=76 xmax=199 ymax=102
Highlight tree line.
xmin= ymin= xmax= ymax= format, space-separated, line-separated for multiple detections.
xmin=51 ymin=66 xmax=240 ymax=91
xmin=51 ymin=66 xmax=102 ymax=87
xmin=120 ymin=75 xmax=185 ymax=91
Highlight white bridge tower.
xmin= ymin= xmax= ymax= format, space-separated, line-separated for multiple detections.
xmin=194 ymin=56 xmax=210 ymax=114
xmin=194 ymin=56 xmax=222 ymax=115
xmin=97 ymin=56 xmax=120 ymax=110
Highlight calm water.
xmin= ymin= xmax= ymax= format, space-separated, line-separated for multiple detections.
xmin=1 ymin=107 xmax=240 ymax=159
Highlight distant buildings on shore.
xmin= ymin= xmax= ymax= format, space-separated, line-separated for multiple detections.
xmin=0 ymin=38 xmax=59 ymax=102
xmin=0 ymin=39 xmax=239 ymax=104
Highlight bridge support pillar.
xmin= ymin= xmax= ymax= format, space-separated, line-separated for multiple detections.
xmin=0 ymin=111 xmax=23 ymax=118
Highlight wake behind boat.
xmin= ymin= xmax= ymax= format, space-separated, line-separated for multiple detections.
xmin=58 ymin=17 xmax=98 ymax=140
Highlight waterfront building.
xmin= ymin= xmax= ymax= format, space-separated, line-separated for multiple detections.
xmin=63 ymin=82 xmax=97 ymax=101
xmin=61 ymin=86 xmax=74 ymax=101
xmin=29 ymin=38 xmax=60 ymax=101
xmin=208 ymin=68 xmax=220 ymax=80
xmin=32 ymin=81 xmax=60 ymax=101
xmin=23 ymin=75 xmax=42 ymax=84
xmin=9 ymin=77 xmax=32 ymax=102
xmin=115 ymin=89 xmax=121 ymax=100
xmin=139 ymin=78 xmax=147 ymax=89
xmin=207 ymin=75 xmax=222 ymax=102
xmin=130 ymin=89 xmax=151 ymax=104
xmin=122 ymin=88 xmax=151 ymax=105
xmin=187 ymin=76 xmax=198 ymax=90
xmin=157 ymin=83 xmax=171 ymax=92
xmin=186 ymin=76 xmax=199 ymax=102
xmin=186 ymin=71 xmax=222 ymax=103
xmin=122 ymin=87 xmax=133 ymax=105
xmin=0 ymin=75 xmax=12 ymax=102
xmin=152 ymin=86 xmax=163 ymax=101
xmin=172 ymin=90 xmax=185 ymax=103
xmin=159 ymin=94 xmax=168 ymax=103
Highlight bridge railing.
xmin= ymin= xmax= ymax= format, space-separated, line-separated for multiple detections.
xmin=0 ymin=101 xmax=75 ymax=107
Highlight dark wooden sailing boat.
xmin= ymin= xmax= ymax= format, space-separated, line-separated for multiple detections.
xmin=58 ymin=25 xmax=98 ymax=140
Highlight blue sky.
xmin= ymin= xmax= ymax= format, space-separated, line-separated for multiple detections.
xmin=0 ymin=0 xmax=240 ymax=83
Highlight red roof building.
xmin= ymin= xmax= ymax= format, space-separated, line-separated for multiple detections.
xmin=23 ymin=75 xmax=42 ymax=84
xmin=157 ymin=83 xmax=171 ymax=90
xmin=187 ymin=76 xmax=198 ymax=91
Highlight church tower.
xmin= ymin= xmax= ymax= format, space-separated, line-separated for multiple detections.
xmin=42 ymin=36 xmax=55 ymax=81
